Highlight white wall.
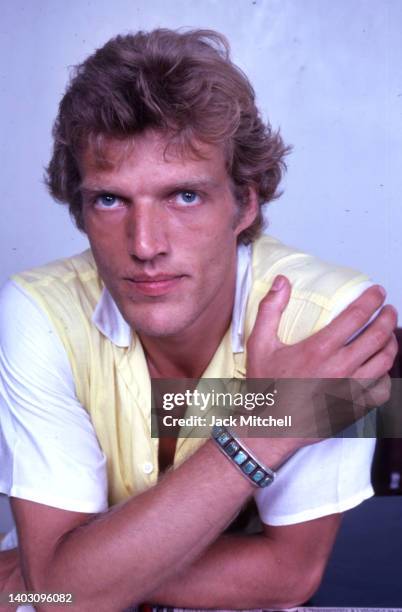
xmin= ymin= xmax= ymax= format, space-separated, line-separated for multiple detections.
xmin=0 ymin=0 xmax=401 ymax=582
xmin=1 ymin=0 xmax=401 ymax=314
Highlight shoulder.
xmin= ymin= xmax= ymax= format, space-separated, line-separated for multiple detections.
xmin=5 ymin=253 xmax=105 ymax=400
xmin=10 ymin=250 xmax=102 ymax=331
xmin=0 ymin=279 xmax=75 ymax=389
xmin=252 ymin=235 xmax=369 ymax=303
xmin=248 ymin=236 xmax=370 ymax=343
xmin=12 ymin=249 xmax=101 ymax=305
xmin=12 ymin=249 xmax=98 ymax=285
xmin=0 ymin=279 xmax=55 ymax=349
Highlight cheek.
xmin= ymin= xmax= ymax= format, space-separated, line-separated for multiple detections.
xmin=178 ymin=217 xmax=239 ymax=253
xmin=85 ymin=214 xmax=126 ymax=254
xmin=86 ymin=230 xmax=123 ymax=282
xmin=189 ymin=233 xmax=237 ymax=284
xmin=86 ymin=216 xmax=121 ymax=242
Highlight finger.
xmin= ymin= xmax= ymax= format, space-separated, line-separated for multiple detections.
xmin=336 ymin=377 xmax=390 ymax=422
xmin=329 ymin=376 xmax=389 ymax=433
xmin=316 ymin=285 xmax=387 ymax=351
xmin=247 ymin=275 xmax=291 ymax=351
xmin=343 ymin=306 xmax=398 ymax=373
xmin=354 ymin=333 xmax=398 ymax=379
xmin=357 ymin=375 xmax=392 ymax=410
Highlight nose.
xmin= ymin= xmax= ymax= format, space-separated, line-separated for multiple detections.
xmin=126 ymin=201 xmax=169 ymax=262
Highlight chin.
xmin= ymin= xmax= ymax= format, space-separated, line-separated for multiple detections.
xmin=120 ymin=295 xmax=203 ymax=339
xmin=125 ymin=308 xmax=190 ymax=338
xmin=131 ymin=320 xmax=186 ymax=338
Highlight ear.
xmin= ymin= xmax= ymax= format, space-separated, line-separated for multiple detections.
xmin=234 ymin=186 xmax=259 ymax=237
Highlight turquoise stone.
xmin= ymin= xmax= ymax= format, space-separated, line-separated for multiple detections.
xmin=233 ymin=450 xmax=247 ymax=465
xmin=260 ymin=475 xmax=274 ymax=487
xmin=224 ymin=441 xmax=239 ymax=456
xmin=242 ymin=460 xmax=257 ymax=475
xmin=217 ymin=432 xmax=231 ymax=446
xmin=251 ymin=470 xmax=265 ymax=483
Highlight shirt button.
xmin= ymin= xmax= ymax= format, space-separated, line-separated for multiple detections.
xmin=142 ymin=462 xmax=154 ymax=474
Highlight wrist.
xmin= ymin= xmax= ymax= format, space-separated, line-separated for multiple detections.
xmin=211 ymin=425 xmax=277 ymax=488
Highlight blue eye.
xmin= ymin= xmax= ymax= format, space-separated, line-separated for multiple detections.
xmin=175 ymin=191 xmax=200 ymax=206
xmin=101 ymin=194 xmax=115 ymax=205
xmin=95 ymin=194 xmax=121 ymax=209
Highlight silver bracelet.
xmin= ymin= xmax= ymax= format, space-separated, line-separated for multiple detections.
xmin=211 ymin=425 xmax=276 ymax=488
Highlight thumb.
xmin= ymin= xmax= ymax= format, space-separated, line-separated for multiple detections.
xmin=248 ymin=275 xmax=291 ymax=350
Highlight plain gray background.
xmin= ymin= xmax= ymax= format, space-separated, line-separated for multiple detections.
xmin=1 ymin=1 xmax=402 ymax=604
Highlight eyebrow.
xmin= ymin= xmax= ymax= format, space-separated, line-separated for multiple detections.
xmin=160 ymin=179 xmax=222 ymax=193
xmin=80 ymin=185 xmax=123 ymax=199
xmin=79 ymin=178 xmax=222 ymax=197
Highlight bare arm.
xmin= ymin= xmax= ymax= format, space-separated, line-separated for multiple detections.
xmin=146 ymin=514 xmax=342 ymax=610
xmin=0 ymin=547 xmax=24 ymax=611
xmin=1 ymin=511 xmax=340 ymax=611
xmin=13 ymin=440 xmax=286 ymax=612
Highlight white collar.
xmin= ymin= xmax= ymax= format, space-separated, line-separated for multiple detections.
xmin=92 ymin=243 xmax=252 ymax=353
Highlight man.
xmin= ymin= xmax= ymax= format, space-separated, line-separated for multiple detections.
xmin=0 ymin=28 xmax=397 ymax=611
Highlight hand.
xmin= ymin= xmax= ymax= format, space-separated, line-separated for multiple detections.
xmin=247 ymin=275 xmax=397 ymax=380
xmin=244 ymin=275 xmax=398 ymax=455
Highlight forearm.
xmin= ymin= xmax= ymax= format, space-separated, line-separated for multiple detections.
xmin=0 ymin=548 xmax=24 ymax=611
xmin=147 ymin=533 xmax=312 ymax=610
xmin=26 ymin=441 xmax=259 ymax=611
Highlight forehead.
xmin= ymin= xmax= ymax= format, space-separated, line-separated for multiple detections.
xmin=79 ymin=130 xmax=230 ymax=186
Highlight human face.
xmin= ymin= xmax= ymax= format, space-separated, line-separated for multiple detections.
xmin=80 ymin=131 xmax=257 ymax=340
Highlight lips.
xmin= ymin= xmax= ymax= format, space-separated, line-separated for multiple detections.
xmin=123 ymin=274 xmax=185 ymax=297
xmin=127 ymin=274 xmax=180 ymax=282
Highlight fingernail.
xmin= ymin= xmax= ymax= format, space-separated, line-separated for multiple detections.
xmin=376 ymin=285 xmax=386 ymax=298
xmin=272 ymin=276 xmax=285 ymax=291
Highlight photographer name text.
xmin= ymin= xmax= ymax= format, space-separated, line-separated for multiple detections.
xmin=162 ymin=414 xmax=292 ymax=428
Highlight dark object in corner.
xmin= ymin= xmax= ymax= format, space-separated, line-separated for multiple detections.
xmin=371 ymin=328 xmax=402 ymax=495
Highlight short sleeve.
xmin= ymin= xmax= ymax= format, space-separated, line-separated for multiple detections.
xmin=0 ymin=280 xmax=108 ymax=513
xmin=254 ymin=280 xmax=376 ymax=525
xmin=255 ymin=438 xmax=375 ymax=525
